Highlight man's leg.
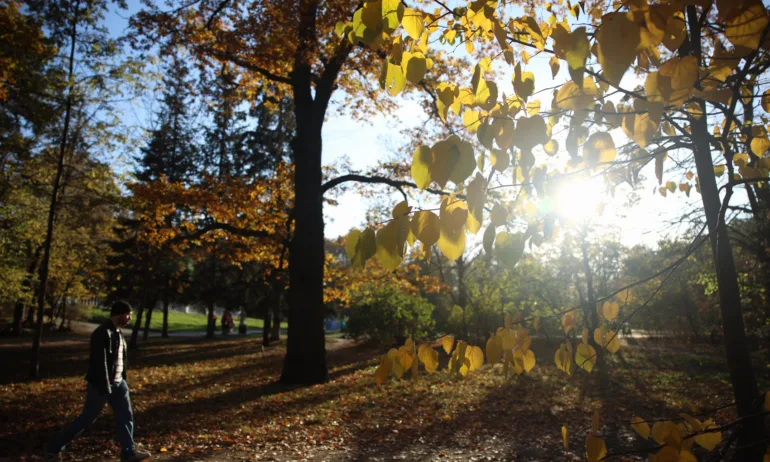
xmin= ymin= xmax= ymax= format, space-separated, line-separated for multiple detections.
xmin=108 ymin=380 xmax=136 ymax=458
xmin=46 ymin=383 xmax=108 ymax=454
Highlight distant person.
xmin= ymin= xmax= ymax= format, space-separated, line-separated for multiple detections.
xmin=238 ymin=310 xmax=247 ymax=335
xmin=221 ymin=309 xmax=233 ymax=335
xmin=45 ymin=301 xmax=151 ymax=462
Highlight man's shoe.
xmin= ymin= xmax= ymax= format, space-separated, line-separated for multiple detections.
xmin=43 ymin=447 xmax=62 ymax=462
xmin=120 ymin=449 xmax=151 ymax=461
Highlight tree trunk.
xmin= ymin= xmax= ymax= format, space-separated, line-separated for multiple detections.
xmin=13 ymin=246 xmax=42 ymax=336
xmin=457 ymin=255 xmax=468 ymax=340
xmin=143 ymin=298 xmax=154 ymax=341
xmin=271 ymin=293 xmax=281 ymax=341
xmin=206 ymin=298 xmax=216 ymax=339
xmin=30 ymin=1 xmax=79 ymax=378
xmin=687 ymin=7 xmax=764 ymax=459
xmin=280 ymin=83 xmax=328 ymax=384
xmin=129 ymin=295 xmax=145 ymax=350
xmin=263 ymin=298 xmax=271 ymax=347
xmin=162 ymin=295 xmax=169 ymax=338
xmin=58 ymin=297 xmax=67 ymax=331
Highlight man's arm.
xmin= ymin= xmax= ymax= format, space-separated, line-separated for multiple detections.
xmin=89 ymin=328 xmax=111 ymax=395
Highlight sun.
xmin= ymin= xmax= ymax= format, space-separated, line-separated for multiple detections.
xmin=554 ymin=175 xmax=607 ymax=222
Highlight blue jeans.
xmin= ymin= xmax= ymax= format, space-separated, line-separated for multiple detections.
xmin=47 ymin=380 xmax=136 ymax=457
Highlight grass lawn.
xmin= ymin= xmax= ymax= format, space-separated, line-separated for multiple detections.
xmin=87 ymin=308 xmax=287 ymax=333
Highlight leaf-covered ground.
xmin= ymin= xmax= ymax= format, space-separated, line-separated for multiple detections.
xmin=0 ymin=330 xmax=767 ymax=461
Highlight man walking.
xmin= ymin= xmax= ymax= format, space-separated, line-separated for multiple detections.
xmin=45 ymin=301 xmax=151 ymax=461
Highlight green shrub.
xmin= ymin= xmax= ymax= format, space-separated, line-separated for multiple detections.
xmin=343 ymin=286 xmax=435 ymax=343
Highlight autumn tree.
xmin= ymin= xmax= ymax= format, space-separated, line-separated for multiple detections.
xmin=328 ymin=0 xmax=770 ymax=459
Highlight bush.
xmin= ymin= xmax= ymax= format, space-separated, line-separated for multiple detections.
xmin=343 ymin=286 xmax=435 ymax=343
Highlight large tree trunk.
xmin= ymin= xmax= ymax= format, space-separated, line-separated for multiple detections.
xmin=686 ymin=7 xmax=764 ymax=460
xmin=206 ymin=298 xmax=216 ymax=338
xmin=30 ymin=1 xmax=79 ymax=378
xmin=279 ymin=0 xmax=352 ymax=385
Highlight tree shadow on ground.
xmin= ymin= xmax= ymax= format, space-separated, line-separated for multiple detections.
xmin=0 ymin=337 xmax=379 ymax=461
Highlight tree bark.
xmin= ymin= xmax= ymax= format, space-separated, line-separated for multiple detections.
xmin=271 ymin=293 xmax=281 ymax=341
xmin=686 ymin=7 xmax=764 ymax=459
xmin=279 ymin=0 xmax=351 ymax=384
xmin=129 ymin=292 xmax=146 ymax=350
xmin=161 ymin=294 xmax=169 ymax=338
xmin=30 ymin=1 xmax=79 ymax=378
xmin=263 ymin=298 xmax=271 ymax=347
xmin=13 ymin=246 xmax=42 ymax=336
xmin=143 ymin=298 xmax=154 ymax=341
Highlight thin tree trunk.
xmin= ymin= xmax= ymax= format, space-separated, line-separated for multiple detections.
xmin=271 ymin=293 xmax=281 ymax=341
xmin=13 ymin=246 xmax=42 ymax=335
xmin=686 ymin=7 xmax=764 ymax=460
xmin=129 ymin=291 xmax=149 ymax=350
xmin=162 ymin=294 xmax=169 ymax=338
xmin=143 ymin=298 xmax=154 ymax=341
xmin=30 ymin=1 xmax=79 ymax=378
xmin=263 ymin=297 xmax=271 ymax=347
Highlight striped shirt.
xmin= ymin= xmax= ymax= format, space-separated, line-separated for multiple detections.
xmin=113 ymin=330 xmax=124 ymax=383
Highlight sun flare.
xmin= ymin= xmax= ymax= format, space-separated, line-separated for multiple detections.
xmin=555 ymin=176 xmax=606 ymax=222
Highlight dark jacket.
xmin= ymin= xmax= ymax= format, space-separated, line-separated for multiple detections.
xmin=85 ymin=321 xmax=127 ymax=395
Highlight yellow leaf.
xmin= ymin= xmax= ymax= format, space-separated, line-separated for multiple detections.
xmin=513 ymin=63 xmax=535 ymax=100
xmin=494 ymin=232 xmax=525 ymax=268
xmin=763 ymin=89 xmax=770 ymax=113
xmin=632 ymin=416 xmax=651 ymax=440
xmin=375 ymin=355 xmax=392 ymax=384
xmin=544 ymin=139 xmax=559 ymax=156
xmin=550 ymin=55 xmax=561 ymax=78
xmin=576 ymin=343 xmax=597 ymax=373
xmin=601 ymin=301 xmax=620 ymax=321
xmin=441 ymin=335 xmax=455 ymax=355
xmin=346 ymin=229 xmax=362 ymax=261
xmin=694 ymin=419 xmax=721 ymax=451
xmin=714 ymin=164 xmax=726 ymax=177
xmin=725 ymin=4 xmax=769 ymax=52
xmin=486 ymin=335 xmax=502 ymax=365
xmin=418 ymin=344 xmax=439 ymax=372
xmin=733 ymin=153 xmax=750 ymax=168
xmin=514 ymin=115 xmax=549 ymax=151
xmin=398 ymin=347 xmax=414 ymax=371
xmin=554 ymin=343 xmax=573 ymax=375
xmin=381 ymin=0 xmax=404 ymax=33
xmin=561 ymin=311 xmax=576 ymax=334
xmin=402 ymin=8 xmax=423 ymax=40
xmin=603 ymin=330 xmax=620 ymax=353
xmin=401 ymin=51 xmax=427 ymax=84
xmin=586 ymin=434 xmax=607 ymax=462
xmin=596 ymin=12 xmax=641 ymax=86
xmin=562 ymin=426 xmax=569 ymax=450
xmin=520 ymin=349 xmax=536 ymax=372
xmin=383 ymin=61 xmax=406 ymax=96
xmin=651 ymin=421 xmax=680 ymax=445
xmin=468 ymin=345 xmax=484 ymax=370
xmin=463 ymin=109 xmax=481 ymax=133
xmin=490 ymin=148 xmax=510 ymax=171
xmin=160 ymin=448 xmax=168 ymax=453
xmin=411 ymin=211 xmax=441 ymax=247
xmin=490 ymin=203 xmax=508 ymax=227
xmin=555 ymin=77 xmax=598 ymax=111
xmin=593 ymin=327 xmax=605 ymax=346
xmin=411 ymin=145 xmax=432 ymax=189
xmin=482 ymin=224 xmax=496 ymax=255
xmin=584 ymin=131 xmax=616 ymax=164
xmin=375 ymin=222 xmax=402 ymax=271
xmin=663 ymin=12 xmax=686 ymax=52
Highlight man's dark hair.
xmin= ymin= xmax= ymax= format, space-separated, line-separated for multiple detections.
xmin=110 ymin=300 xmax=132 ymax=317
